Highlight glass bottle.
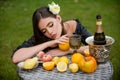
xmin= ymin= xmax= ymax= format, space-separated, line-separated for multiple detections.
xmin=94 ymin=15 xmax=106 ymax=45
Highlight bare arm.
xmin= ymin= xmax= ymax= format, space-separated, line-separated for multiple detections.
xmin=46 ymin=46 xmax=89 ymax=57
xmin=46 ymin=48 xmax=73 ymax=57
xmin=12 ymin=40 xmax=57 ymax=63
xmin=12 ymin=34 xmax=69 ymax=63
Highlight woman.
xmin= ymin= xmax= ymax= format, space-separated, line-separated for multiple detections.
xmin=12 ymin=3 xmax=91 ymax=63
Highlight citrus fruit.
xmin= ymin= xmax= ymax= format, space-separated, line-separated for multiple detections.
xmin=58 ymin=56 xmax=69 ymax=64
xmin=52 ymin=56 xmax=59 ymax=65
xmin=23 ymin=57 xmax=38 ymax=69
xmin=57 ymin=62 xmax=67 ymax=72
xmin=79 ymin=56 xmax=97 ymax=73
xmin=69 ymin=63 xmax=79 ymax=73
xmin=71 ymin=53 xmax=84 ymax=64
xmin=58 ymin=42 xmax=70 ymax=51
xmin=42 ymin=61 xmax=55 ymax=71
xmin=84 ymin=49 xmax=90 ymax=56
xmin=78 ymin=58 xmax=85 ymax=70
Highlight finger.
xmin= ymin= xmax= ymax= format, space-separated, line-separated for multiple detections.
xmin=60 ymin=39 xmax=69 ymax=43
xmin=58 ymin=41 xmax=69 ymax=44
xmin=61 ymin=36 xmax=69 ymax=40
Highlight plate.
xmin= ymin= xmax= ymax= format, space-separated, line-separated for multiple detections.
xmin=17 ymin=61 xmax=39 ymax=70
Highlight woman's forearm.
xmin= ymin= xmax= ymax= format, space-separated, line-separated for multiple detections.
xmin=12 ymin=40 xmax=57 ymax=63
xmin=46 ymin=46 xmax=89 ymax=57
xmin=46 ymin=48 xmax=73 ymax=57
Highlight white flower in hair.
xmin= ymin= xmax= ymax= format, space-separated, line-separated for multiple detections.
xmin=48 ymin=2 xmax=60 ymax=14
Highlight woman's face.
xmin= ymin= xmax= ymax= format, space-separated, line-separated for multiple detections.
xmin=38 ymin=15 xmax=62 ymax=39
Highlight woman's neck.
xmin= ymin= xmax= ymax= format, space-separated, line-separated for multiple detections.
xmin=63 ymin=22 xmax=72 ymax=35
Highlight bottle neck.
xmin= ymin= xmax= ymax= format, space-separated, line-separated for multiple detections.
xmin=96 ymin=21 xmax=103 ymax=33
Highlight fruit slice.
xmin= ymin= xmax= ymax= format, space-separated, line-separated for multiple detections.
xmin=42 ymin=61 xmax=55 ymax=71
xmin=69 ymin=63 xmax=79 ymax=73
xmin=57 ymin=62 xmax=67 ymax=72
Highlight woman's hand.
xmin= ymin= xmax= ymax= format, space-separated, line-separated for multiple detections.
xmin=54 ymin=34 xmax=69 ymax=44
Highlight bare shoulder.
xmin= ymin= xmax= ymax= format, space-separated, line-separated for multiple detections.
xmin=65 ymin=20 xmax=77 ymax=33
xmin=65 ymin=20 xmax=77 ymax=27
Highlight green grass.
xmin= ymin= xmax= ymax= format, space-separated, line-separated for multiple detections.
xmin=0 ymin=0 xmax=120 ymax=80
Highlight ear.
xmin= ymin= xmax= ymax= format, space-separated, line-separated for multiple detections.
xmin=56 ymin=14 xmax=62 ymax=23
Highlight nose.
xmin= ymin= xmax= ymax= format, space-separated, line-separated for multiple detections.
xmin=46 ymin=27 xmax=53 ymax=35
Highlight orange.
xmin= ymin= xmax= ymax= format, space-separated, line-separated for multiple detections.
xmin=42 ymin=61 xmax=55 ymax=71
xmin=69 ymin=63 xmax=79 ymax=73
xmin=71 ymin=53 xmax=84 ymax=64
xmin=78 ymin=58 xmax=85 ymax=70
xmin=58 ymin=42 xmax=70 ymax=51
xmin=57 ymin=62 xmax=67 ymax=72
xmin=58 ymin=56 xmax=69 ymax=64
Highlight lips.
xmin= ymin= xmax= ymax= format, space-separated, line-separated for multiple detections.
xmin=51 ymin=34 xmax=57 ymax=39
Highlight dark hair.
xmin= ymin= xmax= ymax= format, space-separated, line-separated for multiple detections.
xmin=32 ymin=6 xmax=56 ymax=45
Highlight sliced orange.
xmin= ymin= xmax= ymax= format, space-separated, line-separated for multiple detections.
xmin=57 ymin=62 xmax=67 ymax=72
xmin=42 ymin=61 xmax=55 ymax=71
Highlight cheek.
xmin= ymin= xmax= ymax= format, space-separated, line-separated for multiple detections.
xmin=54 ymin=22 xmax=61 ymax=30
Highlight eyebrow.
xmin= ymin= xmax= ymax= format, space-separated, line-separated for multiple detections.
xmin=46 ymin=21 xmax=52 ymax=27
xmin=40 ymin=21 xmax=52 ymax=31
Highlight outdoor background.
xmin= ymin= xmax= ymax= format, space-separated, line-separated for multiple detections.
xmin=0 ymin=0 xmax=120 ymax=80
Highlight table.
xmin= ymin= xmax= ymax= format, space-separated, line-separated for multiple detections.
xmin=17 ymin=60 xmax=113 ymax=80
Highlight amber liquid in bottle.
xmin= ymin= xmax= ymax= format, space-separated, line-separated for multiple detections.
xmin=94 ymin=15 xmax=106 ymax=45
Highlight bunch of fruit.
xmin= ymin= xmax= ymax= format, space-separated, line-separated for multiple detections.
xmin=17 ymin=47 xmax=97 ymax=73
xmin=37 ymin=51 xmax=52 ymax=62
xmin=42 ymin=56 xmax=69 ymax=72
xmin=41 ymin=49 xmax=97 ymax=73
xmin=71 ymin=52 xmax=97 ymax=73
xmin=17 ymin=51 xmax=53 ymax=70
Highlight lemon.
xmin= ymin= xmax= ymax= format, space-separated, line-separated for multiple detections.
xmin=58 ymin=42 xmax=70 ymax=51
xmin=58 ymin=56 xmax=69 ymax=64
xmin=43 ymin=61 xmax=55 ymax=71
xmin=57 ymin=62 xmax=67 ymax=72
xmin=71 ymin=53 xmax=84 ymax=64
xmin=23 ymin=57 xmax=38 ymax=69
xmin=52 ymin=56 xmax=59 ymax=65
xmin=69 ymin=63 xmax=79 ymax=73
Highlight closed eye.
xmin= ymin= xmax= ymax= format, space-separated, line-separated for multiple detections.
xmin=48 ymin=22 xmax=53 ymax=28
xmin=41 ymin=22 xmax=53 ymax=34
xmin=41 ymin=29 xmax=47 ymax=33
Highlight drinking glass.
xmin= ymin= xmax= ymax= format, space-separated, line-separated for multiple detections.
xmin=69 ymin=34 xmax=81 ymax=53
